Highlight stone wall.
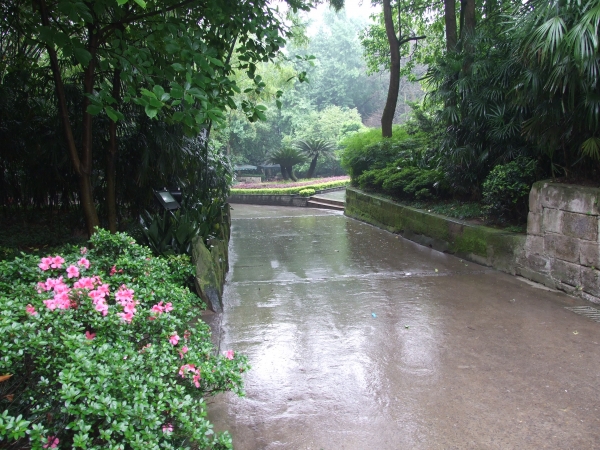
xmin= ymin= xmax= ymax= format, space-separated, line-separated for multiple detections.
xmin=345 ymin=188 xmax=525 ymax=274
xmin=518 ymin=181 xmax=600 ymax=303
xmin=346 ymin=183 xmax=600 ymax=304
xmin=191 ymin=204 xmax=231 ymax=313
xmin=228 ymin=194 xmax=308 ymax=207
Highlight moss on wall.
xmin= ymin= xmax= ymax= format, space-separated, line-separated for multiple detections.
xmin=345 ymin=188 xmax=525 ymax=274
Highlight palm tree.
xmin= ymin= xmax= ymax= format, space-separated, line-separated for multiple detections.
xmin=295 ymin=138 xmax=336 ymax=179
xmin=268 ymin=147 xmax=306 ymax=181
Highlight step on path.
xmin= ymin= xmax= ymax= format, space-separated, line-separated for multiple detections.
xmin=306 ymin=195 xmax=345 ymax=211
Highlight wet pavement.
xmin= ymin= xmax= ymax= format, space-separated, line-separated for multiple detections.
xmin=206 ymin=204 xmax=600 ymax=449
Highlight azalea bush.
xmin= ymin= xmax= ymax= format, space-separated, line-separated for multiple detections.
xmin=0 ymin=229 xmax=248 ymax=449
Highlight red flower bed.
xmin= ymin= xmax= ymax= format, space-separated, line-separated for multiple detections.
xmin=234 ymin=175 xmax=349 ymax=190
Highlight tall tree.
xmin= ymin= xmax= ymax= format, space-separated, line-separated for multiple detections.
xmin=6 ymin=0 xmax=307 ymax=236
xmin=380 ymin=0 xmax=426 ymax=137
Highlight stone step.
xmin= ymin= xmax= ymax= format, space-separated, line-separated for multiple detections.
xmin=306 ymin=198 xmax=345 ymax=211
xmin=309 ymin=196 xmax=345 ymax=208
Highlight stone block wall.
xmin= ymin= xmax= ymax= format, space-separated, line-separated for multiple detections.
xmin=518 ymin=181 xmax=600 ymax=303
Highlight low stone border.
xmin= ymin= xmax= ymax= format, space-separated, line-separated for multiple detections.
xmin=227 ymin=193 xmax=309 ymax=207
xmin=345 ymin=187 xmax=525 ymax=275
xmin=227 ymin=187 xmax=346 ymax=208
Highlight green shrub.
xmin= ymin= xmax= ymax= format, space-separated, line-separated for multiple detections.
xmin=0 ymin=229 xmax=248 ymax=449
xmin=298 ymin=188 xmax=316 ymax=197
xmin=339 ymin=126 xmax=411 ymax=179
xmin=357 ymin=162 xmax=446 ymax=201
xmin=482 ymin=157 xmax=536 ymax=223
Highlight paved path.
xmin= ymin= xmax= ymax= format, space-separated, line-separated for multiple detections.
xmin=207 ymin=204 xmax=600 ymax=449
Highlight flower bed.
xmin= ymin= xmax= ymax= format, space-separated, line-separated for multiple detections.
xmin=231 ymin=176 xmax=349 ymax=195
xmin=0 ymin=229 xmax=248 ymax=449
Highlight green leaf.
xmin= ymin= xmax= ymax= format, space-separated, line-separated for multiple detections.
xmin=145 ymin=105 xmax=159 ymax=119
xmin=73 ymin=47 xmax=92 ymax=66
xmin=134 ymin=0 xmax=147 ymax=7
xmin=86 ymin=105 xmax=103 ymax=115
xmin=208 ymin=57 xmax=224 ymax=67
xmin=171 ymin=63 xmax=185 ymax=72
xmin=104 ymin=106 xmax=119 ymax=122
xmin=152 ymin=85 xmax=165 ymax=99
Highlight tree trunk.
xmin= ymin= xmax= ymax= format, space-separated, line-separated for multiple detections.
xmin=445 ymin=0 xmax=457 ymax=52
xmin=39 ymin=0 xmax=100 ymax=237
xmin=279 ymin=164 xmax=288 ymax=180
xmin=79 ymin=26 xmax=101 ymax=237
xmin=381 ymin=0 xmax=400 ymax=138
xmin=106 ymin=69 xmax=121 ymax=233
xmin=307 ymin=155 xmax=318 ymax=179
xmin=287 ymin=166 xmax=298 ymax=182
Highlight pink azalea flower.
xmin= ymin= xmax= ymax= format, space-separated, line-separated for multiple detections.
xmin=119 ymin=311 xmax=134 ymax=323
xmin=179 ymin=346 xmax=189 ymax=359
xmin=42 ymin=436 xmax=59 ymax=449
xmin=75 ymin=277 xmax=95 ymax=290
xmin=66 ymin=265 xmax=80 ymax=279
xmin=94 ymin=299 xmax=109 ymax=316
xmin=77 ymin=257 xmax=90 ymax=269
xmin=50 ymin=256 xmax=64 ymax=269
xmin=178 ymin=363 xmax=196 ymax=377
xmin=115 ymin=285 xmax=134 ymax=304
xmin=38 ymin=257 xmax=52 ymax=271
xmin=110 ymin=265 xmax=117 ymax=276
xmin=169 ymin=333 xmax=180 ymax=345
xmin=151 ymin=301 xmax=165 ymax=314
xmin=80 ymin=247 xmax=88 ymax=255
xmin=162 ymin=423 xmax=173 ymax=433
xmin=26 ymin=304 xmax=38 ymax=315
xmin=193 ymin=372 xmax=201 ymax=388
xmin=224 ymin=350 xmax=234 ymax=360
xmin=164 ymin=302 xmax=173 ymax=313
xmin=85 ymin=331 xmax=96 ymax=340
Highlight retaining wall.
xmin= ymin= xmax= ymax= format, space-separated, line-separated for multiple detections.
xmin=345 ymin=188 xmax=525 ymax=274
xmin=191 ymin=204 xmax=231 ymax=313
xmin=518 ymin=181 xmax=600 ymax=303
xmin=346 ymin=184 xmax=600 ymax=304
xmin=227 ymin=193 xmax=308 ymax=207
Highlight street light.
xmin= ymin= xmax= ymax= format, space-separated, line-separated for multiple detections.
xmin=154 ymin=189 xmax=181 ymax=211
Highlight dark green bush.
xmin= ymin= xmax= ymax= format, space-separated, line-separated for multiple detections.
xmin=381 ymin=166 xmax=445 ymax=200
xmin=482 ymin=157 xmax=536 ymax=223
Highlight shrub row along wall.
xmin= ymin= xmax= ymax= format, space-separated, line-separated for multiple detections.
xmin=346 ymin=184 xmax=600 ymax=304
xmin=519 ymin=181 xmax=600 ymax=303
xmin=192 ymin=204 xmax=231 ymax=313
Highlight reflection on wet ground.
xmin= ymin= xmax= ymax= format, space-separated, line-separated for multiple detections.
xmin=207 ymin=204 xmax=600 ymax=449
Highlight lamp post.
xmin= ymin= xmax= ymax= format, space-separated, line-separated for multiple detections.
xmin=154 ymin=190 xmax=181 ymax=211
